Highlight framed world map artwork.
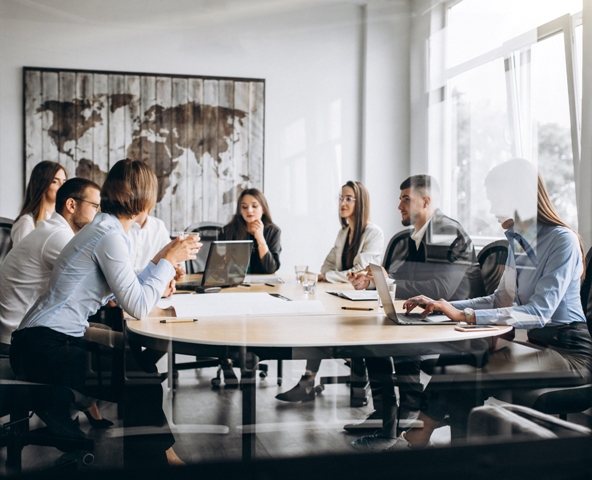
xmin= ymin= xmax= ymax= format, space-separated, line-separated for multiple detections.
xmin=23 ymin=67 xmax=265 ymax=232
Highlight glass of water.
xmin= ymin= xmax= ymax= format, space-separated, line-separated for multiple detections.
xmin=295 ymin=265 xmax=308 ymax=283
xmin=302 ymin=272 xmax=317 ymax=295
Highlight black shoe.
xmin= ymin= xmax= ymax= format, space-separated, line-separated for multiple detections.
xmin=83 ymin=410 xmax=114 ymax=429
xmin=35 ymin=410 xmax=87 ymax=439
xmin=275 ymin=376 xmax=316 ymax=402
xmin=222 ymin=362 xmax=239 ymax=388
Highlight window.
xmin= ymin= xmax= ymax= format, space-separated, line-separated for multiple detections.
xmin=432 ymin=0 xmax=583 ymax=242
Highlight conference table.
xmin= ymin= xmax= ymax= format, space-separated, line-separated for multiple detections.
xmin=125 ymin=274 xmax=512 ymax=460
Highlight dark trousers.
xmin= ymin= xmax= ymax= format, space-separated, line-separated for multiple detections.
xmin=11 ymin=326 xmax=175 ymax=465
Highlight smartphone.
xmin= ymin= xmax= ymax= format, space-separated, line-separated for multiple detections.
xmin=454 ymin=324 xmax=498 ymax=332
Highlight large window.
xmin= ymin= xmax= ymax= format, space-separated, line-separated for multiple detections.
xmin=434 ymin=0 xmax=583 ymax=242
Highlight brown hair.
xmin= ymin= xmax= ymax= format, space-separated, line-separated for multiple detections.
xmin=18 ymin=161 xmax=66 ymax=225
xmin=224 ymin=188 xmax=274 ymax=240
xmin=340 ymin=180 xmax=371 ymax=268
xmin=485 ymin=159 xmax=585 ymax=279
xmin=55 ymin=177 xmax=101 ymax=214
xmin=100 ymin=159 xmax=157 ymax=218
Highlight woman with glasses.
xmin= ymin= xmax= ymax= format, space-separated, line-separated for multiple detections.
xmin=11 ymin=161 xmax=67 ymax=245
xmin=276 ymin=180 xmax=384 ymax=402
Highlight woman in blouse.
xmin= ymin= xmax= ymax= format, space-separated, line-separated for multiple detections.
xmin=11 ymin=159 xmax=199 ymax=466
xmin=276 ymin=180 xmax=384 ymax=402
xmin=11 ymin=161 xmax=67 ymax=245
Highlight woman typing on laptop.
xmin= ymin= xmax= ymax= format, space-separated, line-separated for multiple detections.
xmin=381 ymin=159 xmax=592 ymax=450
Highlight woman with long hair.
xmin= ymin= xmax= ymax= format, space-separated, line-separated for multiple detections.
xmin=10 ymin=159 xmax=199 ymax=466
xmin=12 ymin=161 xmax=67 ymax=244
xmin=276 ymin=180 xmax=384 ymax=402
xmin=377 ymin=158 xmax=592 ymax=451
xmin=221 ymin=188 xmax=281 ymax=274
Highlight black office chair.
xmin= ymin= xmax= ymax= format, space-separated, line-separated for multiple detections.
xmin=511 ymin=247 xmax=592 ymax=422
xmin=184 ymin=222 xmax=224 ymax=274
xmin=477 ymin=239 xmax=509 ymax=295
xmin=0 ymin=217 xmax=14 ymax=265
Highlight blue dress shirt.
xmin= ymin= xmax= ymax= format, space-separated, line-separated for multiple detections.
xmin=18 ymin=213 xmax=175 ymax=337
xmin=452 ymin=223 xmax=585 ymax=329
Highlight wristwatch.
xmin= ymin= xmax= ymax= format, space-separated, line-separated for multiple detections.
xmin=463 ymin=308 xmax=475 ymax=324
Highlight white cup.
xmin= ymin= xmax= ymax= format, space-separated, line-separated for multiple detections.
xmin=302 ymin=272 xmax=317 ymax=295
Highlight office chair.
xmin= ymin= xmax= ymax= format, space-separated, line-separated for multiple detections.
xmin=0 ymin=217 xmax=14 ymax=265
xmin=477 ymin=239 xmax=509 ymax=295
xmin=511 ymin=247 xmax=592 ymax=422
xmin=184 ymin=222 xmax=224 ymax=274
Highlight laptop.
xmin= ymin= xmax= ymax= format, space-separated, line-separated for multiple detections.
xmin=177 ymin=240 xmax=253 ymax=292
xmin=369 ymin=263 xmax=457 ymax=325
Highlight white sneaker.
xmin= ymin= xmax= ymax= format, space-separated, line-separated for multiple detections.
xmin=383 ymin=432 xmax=434 ymax=452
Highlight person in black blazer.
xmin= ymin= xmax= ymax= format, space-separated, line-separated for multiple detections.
xmin=220 ymin=188 xmax=281 ymax=274
xmin=217 ymin=188 xmax=281 ymax=386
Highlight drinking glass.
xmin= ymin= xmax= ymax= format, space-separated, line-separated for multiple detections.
xmin=302 ymin=272 xmax=317 ymax=295
xmin=294 ymin=265 xmax=308 ymax=283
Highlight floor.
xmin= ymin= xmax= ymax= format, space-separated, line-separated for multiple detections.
xmin=2 ymin=356 xmax=590 ymax=475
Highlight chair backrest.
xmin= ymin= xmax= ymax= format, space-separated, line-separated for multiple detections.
xmin=382 ymin=230 xmax=410 ymax=270
xmin=579 ymin=248 xmax=592 ymax=336
xmin=477 ymin=239 xmax=509 ymax=296
xmin=0 ymin=217 xmax=14 ymax=265
xmin=185 ymin=222 xmax=225 ymax=274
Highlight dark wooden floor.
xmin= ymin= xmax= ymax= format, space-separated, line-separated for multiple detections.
xmin=0 ymin=359 xmax=381 ymax=473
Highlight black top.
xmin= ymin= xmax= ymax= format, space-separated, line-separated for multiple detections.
xmin=220 ymin=223 xmax=282 ymax=274
xmin=382 ymin=209 xmax=483 ymax=301
xmin=341 ymin=231 xmax=353 ymax=271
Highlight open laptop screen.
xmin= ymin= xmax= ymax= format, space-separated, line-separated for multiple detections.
xmin=201 ymin=240 xmax=253 ymax=287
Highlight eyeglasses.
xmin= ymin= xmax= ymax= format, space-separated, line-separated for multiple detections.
xmin=339 ymin=195 xmax=356 ymax=204
xmin=73 ymin=198 xmax=101 ymax=212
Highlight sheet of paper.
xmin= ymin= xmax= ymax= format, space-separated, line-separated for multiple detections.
xmin=327 ymin=290 xmax=378 ymax=301
xmin=157 ymin=292 xmax=324 ymax=317
xmin=244 ymin=275 xmax=284 ymax=284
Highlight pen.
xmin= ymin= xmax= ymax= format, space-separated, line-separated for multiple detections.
xmin=239 ymin=283 xmax=251 ymax=288
xmin=159 ymin=318 xmax=198 ymax=324
xmin=265 ymin=283 xmax=275 ymax=287
xmin=341 ymin=306 xmax=374 ymax=311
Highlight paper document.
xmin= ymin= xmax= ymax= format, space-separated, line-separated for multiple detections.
xmin=157 ymin=292 xmax=324 ymax=317
xmin=327 ymin=290 xmax=378 ymax=301
xmin=244 ymin=275 xmax=284 ymax=284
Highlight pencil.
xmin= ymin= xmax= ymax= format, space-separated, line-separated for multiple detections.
xmin=159 ymin=318 xmax=198 ymax=323
xmin=341 ymin=306 xmax=374 ymax=311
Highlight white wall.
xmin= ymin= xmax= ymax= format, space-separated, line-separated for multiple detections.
xmin=0 ymin=0 xmax=412 ymax=273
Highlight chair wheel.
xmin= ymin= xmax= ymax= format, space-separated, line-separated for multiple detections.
xmin=259 ymin=371 xmax=268 ymax=379
xmin=211 ymin=377 xmax=221 ymax=387
xmin=277 ymin=377 xmax=283 ymax=386
xmin=313 ymin=384 xmax=324 ymax=395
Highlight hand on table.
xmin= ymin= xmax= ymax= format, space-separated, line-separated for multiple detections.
xmin=318 ymin=273 xmax=326 ymax=282
xmin=403 ymin=295 xmax=464 ymax=322
xmin=348 ymin=269 xmax=370 ymax=290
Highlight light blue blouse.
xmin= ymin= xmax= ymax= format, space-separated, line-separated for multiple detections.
xmin=18 ymin=213 xmax=175 ymax=337
xmin=452 ymin=223 xmax=585 ymax=329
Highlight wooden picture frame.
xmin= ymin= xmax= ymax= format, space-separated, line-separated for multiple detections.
xmin=23 ymin=67 xmax=265 ymax=231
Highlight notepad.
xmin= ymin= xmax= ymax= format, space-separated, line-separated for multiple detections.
xmin=243 ymin=275 xmax=284 ymax=284
xmin=326 ymin=290 xmax=378 ymax=301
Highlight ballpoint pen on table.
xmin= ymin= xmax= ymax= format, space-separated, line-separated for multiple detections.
xmin=341 ymin=306 xmax=374 ymax=311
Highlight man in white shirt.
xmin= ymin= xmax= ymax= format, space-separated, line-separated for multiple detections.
xmin=0 ymin=177 xmax=101 ymax=355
